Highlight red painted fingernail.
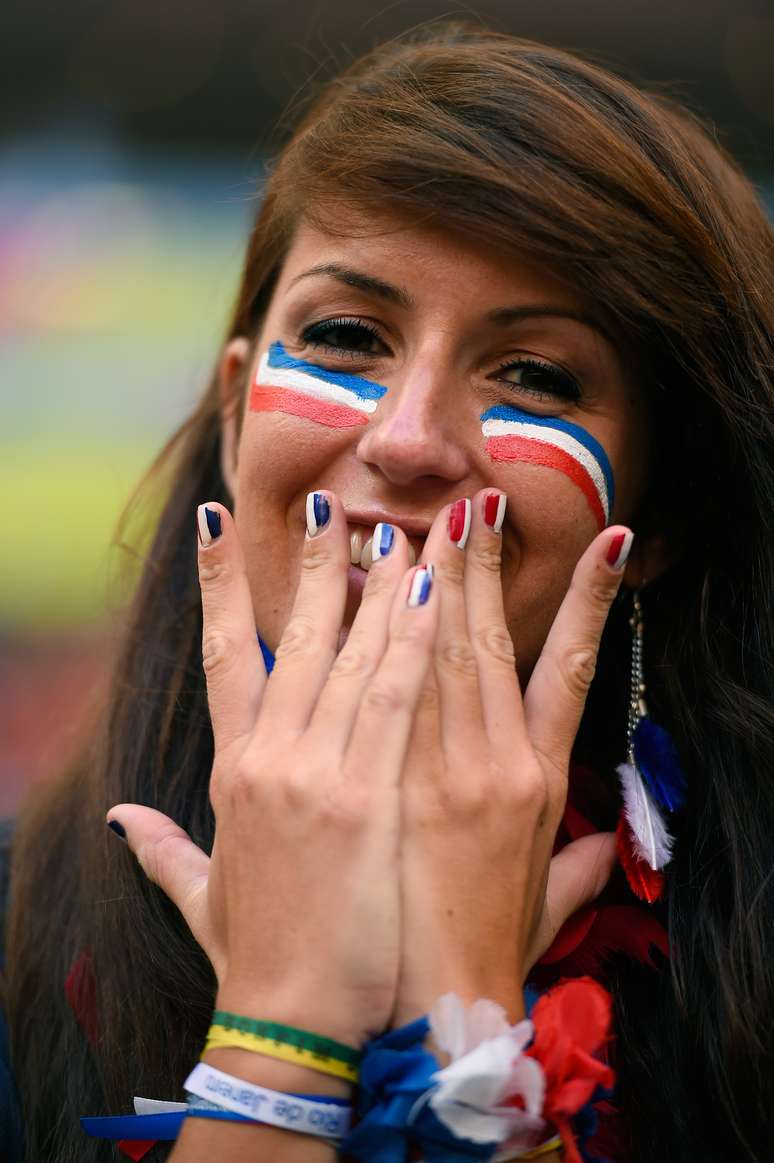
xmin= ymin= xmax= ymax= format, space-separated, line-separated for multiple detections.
xmin=483 ymin=492 xmax=507 ymax=533
xmin=606 ymin=530 xmax=634 ymax=570
xmin=448 ymin=498 xmax=472 ymax=549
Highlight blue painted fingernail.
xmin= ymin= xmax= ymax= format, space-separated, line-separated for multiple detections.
xmin=371 ymin=522 xmax=395 ymax=562
xmin=197 ymin=504 xmax=222 ymax=546
xmin=306 ymin=492 xmax=331 ymax=537
xmin=107 ymin=819 xmax=126 ymax=841
xmin=407 ymin=564 xmax=434 ymax=608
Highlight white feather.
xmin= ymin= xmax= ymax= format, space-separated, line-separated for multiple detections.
xmin=617 ymin=762 xmax=674 ymax=870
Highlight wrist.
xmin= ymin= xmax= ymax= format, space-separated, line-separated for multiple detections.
xmin=200 ymin=1045 xmax=352 ymax=1100
xmin=215 ymin=982 xmax=367 ymax=1048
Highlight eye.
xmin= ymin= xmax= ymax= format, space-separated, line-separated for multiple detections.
xmin=302 ymin=317 xmax=386 ymax=357
xmin=494 ymin=358 xmax=581 ymax=403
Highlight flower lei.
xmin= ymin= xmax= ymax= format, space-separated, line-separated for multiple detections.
xmin=339 ymin=977 xmax=614 ymax=1163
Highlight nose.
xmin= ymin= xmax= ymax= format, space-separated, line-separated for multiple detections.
xmin=354 ymin=360 xmax=470 ymax=487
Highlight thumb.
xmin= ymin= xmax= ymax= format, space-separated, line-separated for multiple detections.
xmin=545 ymin=831 xmax=617 ymax=930
xmin=107 ymin=805 xmax=213 ymax=956
xmin=528 ymin=833 xmax=617 ymax=968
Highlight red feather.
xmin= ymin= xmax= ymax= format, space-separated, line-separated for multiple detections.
xmin=539 ymin=907 xmax=599 ymax=965
xmin=616 ymin=816 xmax=664 ymax=903
xmin=64 ymin=951 xmax=100 ymax=1047
xmin=537 ymin=905 xmax=669 ymax=977
xmin=118 ymin=1141 xmax=157 ymax=1161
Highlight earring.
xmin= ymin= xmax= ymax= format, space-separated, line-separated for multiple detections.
xmin=616 ymin=590 xmax=687 ymax=903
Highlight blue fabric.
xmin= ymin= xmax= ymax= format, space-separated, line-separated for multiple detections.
xmin=0 ymin=820 xmax=24 ymax=1163
xmin=257 ymin=633 xmax=275 ymax=674
xmin=340 ymin=1017 xmax=499 ymax=1163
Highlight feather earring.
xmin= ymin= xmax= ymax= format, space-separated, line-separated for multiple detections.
xmin=616 ymin=591 xmax=686 ymax=903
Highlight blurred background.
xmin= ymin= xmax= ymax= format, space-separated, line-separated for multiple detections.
xmin=2 ymin=0 xmax=773 ymax=816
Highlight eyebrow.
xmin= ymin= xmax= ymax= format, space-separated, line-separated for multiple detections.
xmin=289 ymin=263 xmax=614 ymax=345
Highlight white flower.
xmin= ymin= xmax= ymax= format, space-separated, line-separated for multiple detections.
xmin=427 ymin=993 xmax=546 ymax=1148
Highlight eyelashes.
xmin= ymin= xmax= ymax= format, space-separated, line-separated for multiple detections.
xmin=300 ymin=316 xmax=582 ymax=404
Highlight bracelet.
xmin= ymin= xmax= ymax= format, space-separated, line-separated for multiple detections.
xmin=212 ymin=1011 xmax=361 ymax=1069
xmin=184 ymin=1061 xmax=352 ymax=1138
xmin=204 ymin=1024 xmax=359 ymax=1082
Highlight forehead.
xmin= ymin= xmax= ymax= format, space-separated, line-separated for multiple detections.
xmin=276 ymin=209 xmax=595 ymax=318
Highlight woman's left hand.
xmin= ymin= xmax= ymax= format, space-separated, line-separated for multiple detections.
xmin=393 ymin=490 xmax=627 ymax=1026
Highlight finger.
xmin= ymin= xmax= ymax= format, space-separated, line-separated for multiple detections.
xmin=464 ymin=489 xmax=525 ymax=740
xmin=524 ymin=526 xmax=633 ymax=775
xmin=197 ymin=503 xmax=266 ymax=755
xmin=307 ymin=522 xmax=411 ymax=751
xmin=257 ymin=490 xmax=349 ymax=736
xmin=419 ymin=497 xmax=486 ymax=757
xmin=345 ymin=563 xmax=439 ymax=785
xmin=106 ymin=805 xmax=212 ymax=955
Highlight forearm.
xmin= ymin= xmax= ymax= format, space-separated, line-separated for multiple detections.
xmin=169 ymin=1046 xmax=349 ymax=1162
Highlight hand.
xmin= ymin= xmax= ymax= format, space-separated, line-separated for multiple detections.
xmin=107 ymin=493 xmax=439 ymax=1045
xmin=394 ymin=489 xmax=626 ymax=1026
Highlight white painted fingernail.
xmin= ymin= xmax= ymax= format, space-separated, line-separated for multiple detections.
xmin=197 ymin=504 xmax=222 ymax=546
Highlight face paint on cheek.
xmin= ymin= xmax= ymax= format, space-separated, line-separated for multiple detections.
xmin=249 ymin=341 xmax=388 ymax=428
xmin=480 ymin=405 xmax=615 ymax=531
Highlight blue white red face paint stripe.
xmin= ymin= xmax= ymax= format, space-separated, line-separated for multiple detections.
xmin=251 ymin=341 xmax=388 ymax=428
xmin=480 ymin=406 xmax=614 ymax=531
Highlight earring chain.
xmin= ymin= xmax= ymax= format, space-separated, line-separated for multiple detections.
xmin=627 ymin=590 xmax=647 ymax=762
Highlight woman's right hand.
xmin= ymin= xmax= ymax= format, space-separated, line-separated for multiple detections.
xmin=107 ymin=493 xmax=438 ymax=1046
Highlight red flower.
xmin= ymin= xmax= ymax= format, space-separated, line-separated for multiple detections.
xmin=525 ymin=978 xmax=615 ymax=1163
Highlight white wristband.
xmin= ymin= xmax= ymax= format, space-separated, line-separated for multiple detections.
xmin=183 ymin=1062 xmax=352 ymax=1139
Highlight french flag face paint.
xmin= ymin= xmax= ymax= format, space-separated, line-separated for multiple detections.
xmin=250 ymin=341 xmax=388 ymax=428
xmin=480 ymin=405 xmax=615 ymax=531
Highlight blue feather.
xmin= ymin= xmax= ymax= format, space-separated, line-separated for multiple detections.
xmin=632 ymin=717 xmax=687 ymax=812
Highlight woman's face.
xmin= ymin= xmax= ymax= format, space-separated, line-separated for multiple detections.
xmin=221 ymin=209 xmax=651 ymax=679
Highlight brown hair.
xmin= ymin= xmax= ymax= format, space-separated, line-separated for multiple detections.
xmin=6 ymin=24 xmax=774 ymax=1162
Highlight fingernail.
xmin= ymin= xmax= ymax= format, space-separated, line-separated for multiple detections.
xmin=197 ymin=505 xmax=222 ymax=546
xmin=606 ymin=530 xmax=634 ymax=570
xmin=306 ymin=492 xmax=331 ymax=537
xmin=483 ymin=492 xmax=507 ymax=533
xmin=448 ymin=498 xmax=471 ymax=549
xmin=371 ymin=522 xmax=395 ymax=562
xmin=407 ymin=564 xmax=434 ymax=607
xmin=107 ymin=819 xmax=126 ymax=841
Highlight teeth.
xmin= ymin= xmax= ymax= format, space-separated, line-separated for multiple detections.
xmin=360 ymin=537 xmax=374 ymax=571
xmin=350 ymin=529 xmax=365 ymax=565
xmin=350 ymin=525 xmax=420 ymax=570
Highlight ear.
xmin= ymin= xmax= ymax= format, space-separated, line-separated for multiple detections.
xmin=218 ymin=337 xmax=251 ymax=500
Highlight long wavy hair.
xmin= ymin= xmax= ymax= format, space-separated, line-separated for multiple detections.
xmin=5 ymin=23 xmax=774 ymax=1162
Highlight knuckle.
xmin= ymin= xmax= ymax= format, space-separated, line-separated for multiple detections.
xmin=301 ymin=540 xmax=337 ymax=573
xmin=587 ymin=577 xmax=617 ymax=609
xmin=363 ymin=681 xmax=407 ymax=716
xmin=474 ymin=623 xmax=516 ymax=666
xmin=435 ymin=556 xmax=465 ymax=590
xmin=471 ymin=543 xmax=502 ymax=575
xmin=363 ymin=565 xmax=398 ymax=600
xmin=390 ymin=621 xmax=431 ymax=651
xmin=201 ymin=629 xmax=239 ymax=678
xmin=329 ymin=645 xmax=373 ymax=681
xmin=198 ymin=555 xmax=236 ymax=589
xmin=437 ymin=636 xmax=478 ymax=678
xmin=139 ymin=827 xmax=188 ymax=888
xmin=275 ymin=615 xmax=320 ymax=661
xmin=559 ymin=647 xmax=598 ymax=699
